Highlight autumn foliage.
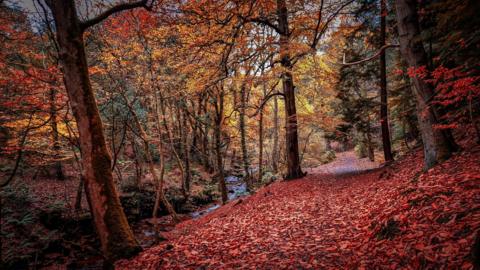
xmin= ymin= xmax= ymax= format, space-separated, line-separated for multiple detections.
xmin=1 ymin=0 xmax=480 ymax=268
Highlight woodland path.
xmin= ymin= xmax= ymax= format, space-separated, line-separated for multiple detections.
xmin=307 ymin=151 xmax=380 ymax=176
xmin=118 ymin=149 xmax=479 ymax=269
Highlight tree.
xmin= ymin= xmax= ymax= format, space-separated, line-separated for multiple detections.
xmin=394 ymin=0 xmax=457 ymax=169
xmin=379 ymin=0 xmax=394 ymax=162
xmin=44 ymin=0 xmax=153 ymax=262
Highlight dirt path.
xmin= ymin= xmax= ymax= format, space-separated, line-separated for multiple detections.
xmin=308 ymin=151 xmax=380 ymax=176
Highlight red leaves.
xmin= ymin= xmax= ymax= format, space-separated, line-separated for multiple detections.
xmin=407 ymin=65 xmax=428 ymax=79
xmin=405 ymin=64 xmax=480 ymax=132
xmin=117 ymin=149 xmax=480 ymax=269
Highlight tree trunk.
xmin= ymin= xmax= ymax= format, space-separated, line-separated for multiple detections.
xmin=258 ymin=100 xmax=264 ymax=183
xmin=272 ymin=96 xmax=279 ymax=173
xmin=276 ymin=0 xmax=304 ymax=179
xmin=46 ymin=0 xmax=140 ymax=262
xmin=49 ymin=88 xmax=65 ymax=180
xmin=239 ymin=83 xmax=251 ymax=189
xmin=394 ymin=0 xmax=457 ymax=169
xmin=379 ymin=0 xmax=394 ymax=163
xmin=161 ymin=99 xmax=186 ymax=197
xmin=182 ymin=108 xmax=192 ymax=195
xmin=131 ymin=135 xmax=142 ymax=189
xmin=214 ymin=90 xmax=228 ymax=204
xmin=366 ymin=130 xmax=375 ymax=162
xmin=46 ymin=0 xmax=140 ymax=261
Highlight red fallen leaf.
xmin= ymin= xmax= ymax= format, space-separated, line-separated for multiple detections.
xmin=414 ymin=243 xmax=425 ymax=251
xmin=229 ymin=249 xmax=240 ymax=256
xmin=461 ymin=261 xmax=473 ymax=269
xmin=324 ymin=246 xmax=337 ymax=252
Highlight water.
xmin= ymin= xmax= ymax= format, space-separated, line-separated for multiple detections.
xmin=191 ymin=175 xmax=249 ymax=218
xmin=226 ymin=176 xmax=248 ymax=200
xmin=191 ymin=204 xmax=221 ymax=218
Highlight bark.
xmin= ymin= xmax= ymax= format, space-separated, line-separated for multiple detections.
xmin=199 ymin=99 xmax=209 ymax=169
xmin=46 ymin=0 xmax=140 ymax=261
xmin=239 ymin=83 xmax=251 ymax=189
xmin=379 ymin=0 xmax=394 ymax=162
xmin=131 ymin=135 xmax=142 ymax=188
xmin=258 ymin=99 xmax=264 ymax=183
xmin=272 ymin=96 xmax=279 ymax=173
xmin=276 ymin=0 xmax=305 ymax=179
xmin=182 ymin=108 xmax=192 ymax=195
xmin=366 ymin=130 xmax=375 ymax=162
xmin=214 ymin=89 xmax=228 ymax=204
xmin=394 ymin=0 xmax=457 ymax=169
xmin=49 ymin=88 xmax=65 ymax=180
xmin=152 ymin=131 xmax=166 ymax=221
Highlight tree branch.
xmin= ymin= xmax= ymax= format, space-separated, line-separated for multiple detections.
xmin=80 ymin=0 xmax=153 ymax=31
xmin=238 ymin=15 xmax=282 ymax=34
xmin=248 ymin=90 xmax=284 ymax=118
xmin=340 ymin=44 xmax=399 ymax=66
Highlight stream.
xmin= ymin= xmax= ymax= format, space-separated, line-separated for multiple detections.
xmin=191 ymin=175 xmax=249 ymax=218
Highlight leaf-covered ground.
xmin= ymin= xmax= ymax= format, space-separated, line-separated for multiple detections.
xmin=117 ymin=147 xmax=480 ymax=269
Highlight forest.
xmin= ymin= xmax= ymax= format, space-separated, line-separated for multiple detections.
xmin=0 ymin=0 xmax=479 ymax=269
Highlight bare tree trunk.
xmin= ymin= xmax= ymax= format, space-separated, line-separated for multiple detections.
xmin=46 ymin=0 xmax=140 ymax=261
xmin=152 ymin=132 xmax=166 ymax=220
xmin=214 ymin=89 xmax=228 ymax=204
xmin=258 ymin=81 xmax=267 ymax=182
xmin=394 ymin=0 xmax=457 ymax=169
xmin=130 ymin=135 xmax=142 ymax=189
xmin=258 ymin=102 xmax=264 ymax=183
xmin=182 ymin=108 xmax=192 ymax=195
xmin=379 ymin=0 xmax=394 ymax=162
xmin=276 ymin=0 xmax=304 ymax=179
xmin=239 ymin=83 xmax=251 ymax=189
xmin=272 ymin=96 xmax=279 ymax=173
xmin=49 ymin=88 xmax=65 ymax=180
xmin=366 ymin=129 xmax=375 ymax=162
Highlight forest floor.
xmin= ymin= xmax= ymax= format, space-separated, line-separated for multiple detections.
xmin=118 ymin=146 xmax=480 ymax=269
